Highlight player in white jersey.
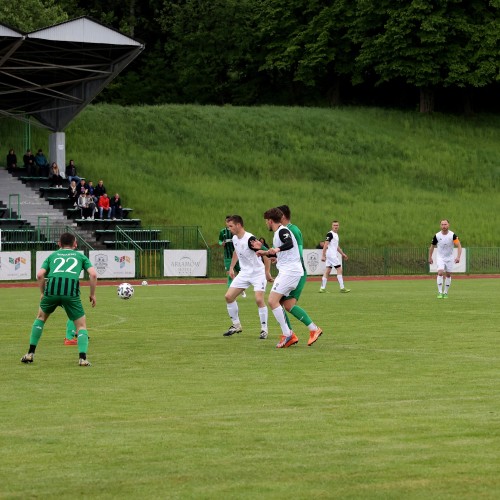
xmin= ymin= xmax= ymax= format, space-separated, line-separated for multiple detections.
xmin=256 ymin=207 xmax=322 ymax=348
xmin=222 ymin=215 xmax=273 ymax=338
xmin=319 ymin=220 xmax=350 ymax=293
xmin=428 ymin=219 xmax=462 ymax=299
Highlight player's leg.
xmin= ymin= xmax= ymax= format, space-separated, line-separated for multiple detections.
xmin=443 ymin=268 xmax=452 ymax=297
xmin=320 ymin=266 xmax=332 ymax=292
xmin=336 ymin=265 xmax=351 ymax=293
xmin=73 ymin=315 xmax=91 ymax=366
xmin=269 ymin=274 xmax=299 ymax=348
xmin=436 ymin=268 xmax=444 ymax=297
xmin=64 ymin=319 xmax=77 ymax=345
xmin=254 ymin=290 xmax=269 ymax=339
xmin=66 ymin=297 xmax=91 ymax=366
xmin=21 ymin=308 xmax=51 ymax=363
xmin=223 ymin=276 xmax=246 ymax=336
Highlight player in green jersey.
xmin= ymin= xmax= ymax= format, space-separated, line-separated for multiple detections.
xmin=277 ymin=205 xmax=323 ymax=346
xmin=21 ymin=232 xmax=97 ymax=366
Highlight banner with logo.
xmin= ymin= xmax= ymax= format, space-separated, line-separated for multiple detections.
xmin=303 ymin=249 xmax=338 ymax=275
xmin=429 ymin=248 xmax=466 ymax=273
xmin=0 ymin=251 xmax=31 ymax=280
xmin=164 ymin=250 xmax=207 ymax=277
xmin=36 ymin=250 xmax=85 ymax=278
xmin=89 ymin=250 xmax=136 ymax=278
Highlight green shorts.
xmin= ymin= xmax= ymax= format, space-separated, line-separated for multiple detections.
xmin=284 ymin=273 xmax=307 ymax=301
xmin=40 ymin=295 xmax=85 ymax=321
xmin=224 ymin=258 xmax=240 ymax=273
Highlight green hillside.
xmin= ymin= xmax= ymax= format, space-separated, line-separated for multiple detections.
xmin=2 ymin=105 xmax=499 ymax=247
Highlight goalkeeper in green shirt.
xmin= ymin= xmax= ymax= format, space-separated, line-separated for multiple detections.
xmin=21 ymin=232 xmax=97 ymax=366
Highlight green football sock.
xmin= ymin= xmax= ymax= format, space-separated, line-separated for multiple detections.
xmin=29 ymin=319 xmax=45 ymax=346
xmin=283 ymin=307 xmax=292 ymax=329
xmin=77 ymin=329 xmax=89 ymax=354
xmin=290 ymin=305 xmax=312 ymax=327
xmin=66 ymin=319 xmax=76 ymax=340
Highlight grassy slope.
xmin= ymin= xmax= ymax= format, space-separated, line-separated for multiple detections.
xmin=2 ymin=105 xmax=500 ymax=247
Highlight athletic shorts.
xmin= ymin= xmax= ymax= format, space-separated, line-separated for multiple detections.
xmin=230 ymin=272 xmax=267 ymax=292
xmin=224 ymin=258 xmax=240 ymax=273
xmin=436 ymin=257 xmax=454 ymax=273
xmin=271 ymin=272 xmax=302 ymax=297
xmin=40 ymin=295 xmax=85 ymax=321
xmin=325 ymin=255 xmax=341 ymax=268
xmin=283 ymin=273 xmax=307 ymax=301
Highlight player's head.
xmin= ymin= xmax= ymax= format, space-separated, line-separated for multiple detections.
xmin=226 ymin=215 xmax=244 ymax=234
xmin=59 ymin=232 xmax=76 ymax=249
xmin=277 ymin=205 xmax=291 ymax=222
xmin=332 ymin=220 xmax=339 ymax=232
xmin=264 ymin=208 xmax=284 ymax=231
xmin=440 ymin=219 xmax=450 ymax=231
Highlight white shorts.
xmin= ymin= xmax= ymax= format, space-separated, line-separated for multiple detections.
xmin=325 ymin=255 xmax=341 ymax=268
xmin=230 ymin=272 xmax=267 ymax=292
xmin=271 ymin=272 xmax=302 ymax=296
xmin=436 ymin=257 xmax=454 ymax=273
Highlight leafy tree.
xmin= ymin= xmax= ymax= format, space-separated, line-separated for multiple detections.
xmin=0 ymin=0 xmax=68 ymax=31
xmin=353 ymin=0 xmax=500 ymax=112
xmin=257 ymin=0 xmax=357 ymax=106
xmin=160 ymin=0 xmax=264 ymax=104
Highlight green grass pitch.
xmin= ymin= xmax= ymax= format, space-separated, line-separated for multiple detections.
xmin=1 ymin=278 xmax=499 ymax=498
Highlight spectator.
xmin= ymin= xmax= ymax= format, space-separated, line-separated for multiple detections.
xmin=77 ymin=192 xmax=93 ymax=219
xmin=78 ymin=178 xmax=89 ymax=195
xmin=110 ymin=193 xmax=123 ymax=220
xmin=34 ymin=149 xmax=49 ymax=176
xmin=87 ymin=180 xmax=95 ymax=196
xmin=65 ymin=159 xmax=81 ymax=184
xmin=98 ymin=193 xmax=111 ymax=219
xmin=49 ymin=162 xmax=64 ymax=187
xmin=6 ymin=148 xmax=17 ymax=172
xmin=94 ymin=179 xmax=107 ymax=201
xmin=68 ymin=180 xmax=79 ymax=207
xmin=23 ymin=149 xmax=36 ymax=176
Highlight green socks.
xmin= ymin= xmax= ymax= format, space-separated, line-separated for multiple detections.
xmin=289 ymin=305 xmax=312 ymax=327
xmin=77 ymin=329 xmax=89 ymax=354
xmin=66 ymin=319 xmax=76 ymax=340
xmin=29 ymin=319 xmax=45 ymax=346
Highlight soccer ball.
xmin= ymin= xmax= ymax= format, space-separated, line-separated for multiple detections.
xmin=141 ymin=280 xmax=148 ymax=286
xmin=117 ymin=282 xmax=134 ymax=300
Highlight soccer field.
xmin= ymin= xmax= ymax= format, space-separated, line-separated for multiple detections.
xmin=1 ymin=279 xmax=499 ymax=499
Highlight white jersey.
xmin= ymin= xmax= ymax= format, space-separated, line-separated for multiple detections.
xmin=325 ymin=230 xmax=339 ymax=259
xmin=273 ymin=224 xmax=303 ymax=274
xmin=432 ymin=231 xmax=459 ymax=259
xmin=232 ymin=231 xmax=265 ymax=276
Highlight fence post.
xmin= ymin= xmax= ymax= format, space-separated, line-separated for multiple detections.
xmin=8 ymin=194 xmax=20 ymax=219
xmin=37 ymin=216 xmax=50 ymax=241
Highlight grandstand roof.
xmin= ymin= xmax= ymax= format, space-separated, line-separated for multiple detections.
xmin=0 ymin=17 xmax=144 ymax=131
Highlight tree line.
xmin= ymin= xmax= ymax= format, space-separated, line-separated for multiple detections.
xmin=2 ymin=0 xmax=499 ymax=113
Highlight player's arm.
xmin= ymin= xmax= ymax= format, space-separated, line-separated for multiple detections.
xmin=337 ymin=245 xmax=348 ymax=261
xmin=218 ymin=229 xmax=224 ymax=246
xmin=87 ymin=266 xmax=97 ymax=307
xmin=454 ymin=236 xmax=462 ymax=263
xmin=428 ymin=244 xmax=436 ymax=263
xmin=36 ymin=268 xmax=47 ymax=298
xmin=321 ymin=240 xmax=329 ymax=261
xmin=228 ymin=250 xmax=239 ymax=279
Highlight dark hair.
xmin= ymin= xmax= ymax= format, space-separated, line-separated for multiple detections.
xmin=263 ymin=207 xmax=283 ymax=223
xmin=59 ymin=232 xmax=76 ymax=247
xmin=227 ymin=215 xmax=244 ymax=226
xmin=277 ymin=205 xmax=290 ymax=219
